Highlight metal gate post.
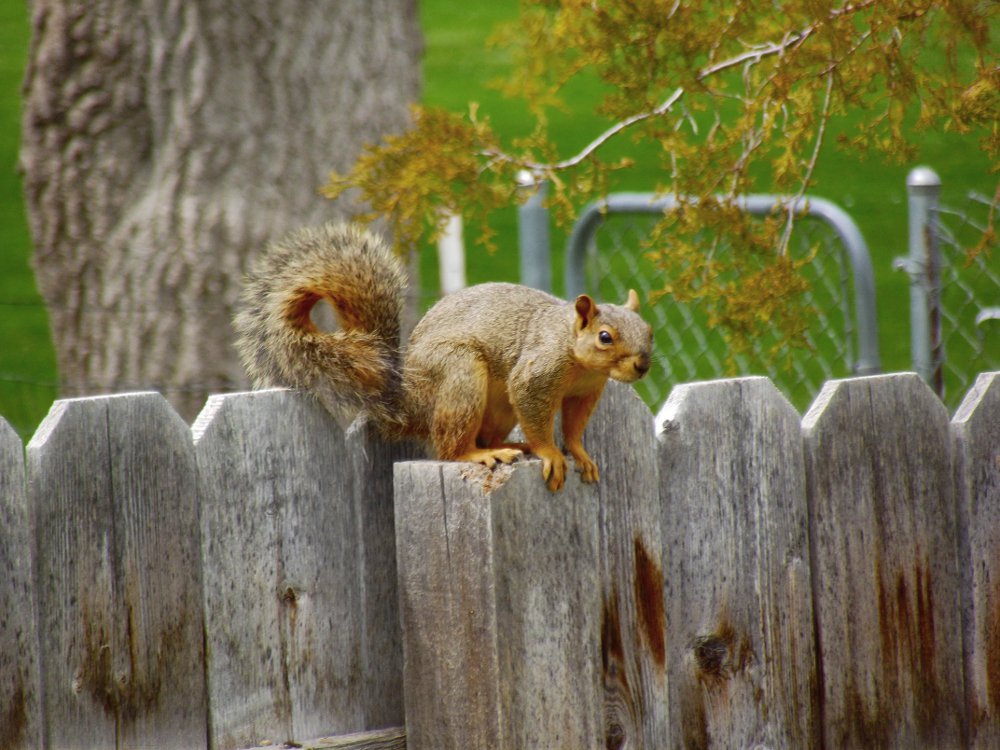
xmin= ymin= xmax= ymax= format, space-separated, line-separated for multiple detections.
xmin=517 ymin=172 xmax=552 ymax=292
xmin=902 ymin=167 xmax=943 ymax=395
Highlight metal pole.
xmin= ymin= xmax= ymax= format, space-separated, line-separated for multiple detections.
xmin=905 ymin=166 xmax=943 ymax=395
xmin=437 ymin=212 xmax=466 ymax=294
xmin=517 ymin=172 xmax=552 ymax=292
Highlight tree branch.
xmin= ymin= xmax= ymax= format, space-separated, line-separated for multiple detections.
xmin=483 ymin=0 xmax=876 ymax=176
xmin=545 ymin=87 xmax=685 ymax=171
xmin=779 ymin=72 xmax=836 ymax=255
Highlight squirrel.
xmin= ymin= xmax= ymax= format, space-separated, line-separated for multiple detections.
xmin=234 ymin=222 xmax=653 ymax=492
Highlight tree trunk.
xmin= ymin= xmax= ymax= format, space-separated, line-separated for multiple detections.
xmin=20 ymin=0 xmax=422 ymax=420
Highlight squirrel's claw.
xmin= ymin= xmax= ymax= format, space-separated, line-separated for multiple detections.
xmin=537 ymin=448 xmax=568 ymax=492
xmin=566 ymin=442 xmax=600 ymax=484
xmin=578 ymin=457 xmax=600 ymax=483
xmin=456 ymin=447 xmax=523 ymax=470
xmin=491 ymin=448 xmax=523 ymax=466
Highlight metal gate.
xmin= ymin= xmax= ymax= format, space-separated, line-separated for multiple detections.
xmin=562 ymin=193 xmax=881 ymax=410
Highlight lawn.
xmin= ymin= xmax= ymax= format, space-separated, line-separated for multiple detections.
xmin=0 ymin=1 xmax=996 ymax=436
xmin=0 ymin=1 xmax=56 ymax=439
xmin=421 ymin=0 xmax=997 ymax=409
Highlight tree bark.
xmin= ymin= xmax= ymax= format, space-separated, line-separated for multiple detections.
xmin=21 ymin=0 xmax=422 ymax=419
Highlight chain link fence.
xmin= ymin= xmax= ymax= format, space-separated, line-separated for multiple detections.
xmin=904 ymin=168 xmax=1000 ymax=408
xmin=563 ymin=194 xmax=880 ymax=412
xmin=937 ymin=201 xmax=1000 ymax=407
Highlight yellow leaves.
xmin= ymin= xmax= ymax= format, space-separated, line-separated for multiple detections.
xmin=715 ymin=253 xmax=814 ymax=361
xmin=955 ymin=68 xmax=1000 ymax=132
xmin=322 ymin=0 xmax=997 ymax=353
xmin=322 ymin=105 xmax=515 ymax=252
xmin=772 ymin=86 xmax=820 ymax=189
xmin=641 ymin=198 xmax=817 ymax=361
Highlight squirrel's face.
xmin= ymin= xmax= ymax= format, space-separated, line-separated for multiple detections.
xmin=573 ymin=291 xmax=653 ymax=383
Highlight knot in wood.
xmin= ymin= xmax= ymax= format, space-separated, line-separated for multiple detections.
xmin=693 ymin=634 xmax=729 ymax=679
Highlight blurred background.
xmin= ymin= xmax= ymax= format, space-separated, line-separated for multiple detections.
xmin=1 ymin=0 xmax=996 ymax=438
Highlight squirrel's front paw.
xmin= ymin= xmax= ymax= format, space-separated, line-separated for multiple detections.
xmin=536 ymin=447 xmax=568 ymax=492
xmin=567 ymin=443 xmax=599 ymax=483
xmin=577 ymin=455 xmax=600 ymax=483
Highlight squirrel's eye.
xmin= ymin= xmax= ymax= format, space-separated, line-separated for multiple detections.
xmin=598 ymin=330 xmax=613 ymax=345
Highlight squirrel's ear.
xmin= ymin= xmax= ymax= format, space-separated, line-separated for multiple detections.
xmin=625 ymin=288 xmax=640 ymax=312
xmin=574 ymin=294 xmax=598 ymax=331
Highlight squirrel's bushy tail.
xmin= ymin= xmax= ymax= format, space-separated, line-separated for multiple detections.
xmin=234 ymin=222 xmax=409 ymax=433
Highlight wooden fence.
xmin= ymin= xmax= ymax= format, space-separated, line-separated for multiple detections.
xmin=1 ymin=371 xmax=998 ymax=749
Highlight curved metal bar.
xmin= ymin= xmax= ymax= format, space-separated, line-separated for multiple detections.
xmin=565 ymin=192 xmax=881 ymax=375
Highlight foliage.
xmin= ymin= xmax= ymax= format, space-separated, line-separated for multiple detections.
xmin=325 ymin=0 xmax=998 ymax=353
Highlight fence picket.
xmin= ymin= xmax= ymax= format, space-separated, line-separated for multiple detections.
xmin=1 ymin=418 xmax=40 ymax=750
xmin=657 ymin=376 xmax=819 ymax=748
xmin=344 ymin=418 xmax=424 ymax=729
xmin=26 ymin=393 xmax=207 ymax=750
xmin=7 ymin=372 xmax=1000 ymax=749
xmin=803 ymin=373 xmax=965 ymax=747
xmin=953 ymin=371 xmax=1000 ymax=748
xmin=194 ymin=389 xmax=393 ymax=749
xmin=394 ymin=460 xmax=604 ymax=750
xmin=585 ymin=381 xmax=669 ymax=747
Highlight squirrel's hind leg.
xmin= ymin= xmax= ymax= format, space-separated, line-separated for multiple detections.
xmin=430 ymin=356 xmax=523 ymax=469
xmin=478 ymin=379 xmax=527 ymax=453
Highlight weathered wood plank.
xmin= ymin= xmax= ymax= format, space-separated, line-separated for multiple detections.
xmin=394 ymin=460 xmax=603 ymax=750
xmin=344 ymin=417 xmax=424 ymax=729
xmin=585 ymin=380 xmax=669 ymax=748
xmin=953 ymin=371 xmax=1000 ymax=748
xmin=0 ymin=418 xmax=41 ymax=749
xmin=803 ymin=373 xmax=964 ymax=747
xmin=393 ymin=460 xmax=501 ymax=750
xmin=195 ymin=389 xmax=370 ymax=749
xmin=242 ymin=725 xmax=405 ymax=749
xmin=657 ymin=376 xmax=818 ymax=749
xmin=26 ymin=393 xmax=207 ymax=749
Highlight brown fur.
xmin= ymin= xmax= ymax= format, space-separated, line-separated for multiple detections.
xmin=234 ymin=222 xmax=653 ymax=491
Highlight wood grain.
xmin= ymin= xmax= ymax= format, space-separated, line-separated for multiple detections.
xmin=803 ymin=373 xmax=964 ymax=747
xmin=394 ymin=460 xmax=604 ymax=750
xmin=241 ymin=725 xmax=406 ymax=749
xmin=0 ymin=418 xmax=41 ymax=750
xmin=345 ymin=416 xmax=425 ymax=729
xmin=657 ymin=376 xmax=818 ymax=749
xmin=953 ymin=371 xmax=1000 ymax=748
xmin=195 ymin=389 xmax=376 ymax=748
xmin=11 ymin=373 xmax=1000 ymax=748
xmin=26 ymin=393 xmax=207 ymax=749
xmin=586 ymin=381 xmax=669 ymax=748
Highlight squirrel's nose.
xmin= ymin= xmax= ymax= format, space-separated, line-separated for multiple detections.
xmin=634 ymin=353 xmax=651 ymax=376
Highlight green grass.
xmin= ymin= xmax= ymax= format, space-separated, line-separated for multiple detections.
xmin=0 ymin=1 xmax=56 ymax=439
xmin=0 ymin=1 xmax=996 ymax=437
xmin=419 ymin=0 xmax=998 ymax=407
